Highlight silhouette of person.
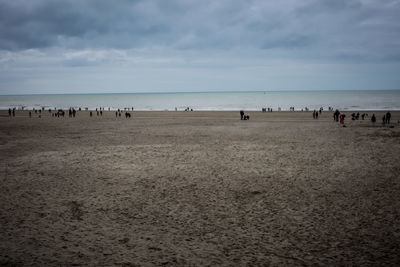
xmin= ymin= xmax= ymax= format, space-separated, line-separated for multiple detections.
xmin=386 ymin=111 xmax=391 ymax=124
xmin=334 ymin=109 xmax=340 ymax=122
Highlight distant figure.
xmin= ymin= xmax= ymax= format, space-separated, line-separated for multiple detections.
xmin=100 ymin=110 xmax=103 ymax=116
xmin=361 ymin=113 xmax=365 ymax=120
xmin=240 ymin=110 xmax=244 ymax=120
xmin=339 ymin=114 xmax=345 ymax=124
xmin=115 ymin=111 xmax=118 ymax=117
xmin=334 ymin=109 xmax=340 ymax=122
xmin=125 ymin=112 xmax=131 ymax=118
xmin=90 ymin=111 xmax=93 ymax=117
xmin=386 ymin=111 xmax=391 ymax=124
xmin=244 ymin=115 xmax=250 ymax=120
xmin=73 ymin=109 xmax=76 ymax=117
xmin=382 ymin=115 xmax=386 ymax=125
xmin=8 ymin=108 xmax=11 ymax=117
xmin=12 ymin=108 xmax=16 ymax=117
xmin=315 ymin=112 xmax=318 ymax=119
xmin=29 ymin=111 xmax=32 ymax=118
xmin=371 ymin=114 xmax=376 ymax=126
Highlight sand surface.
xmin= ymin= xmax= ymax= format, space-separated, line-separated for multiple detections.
xmin=1 ymin=110 xmax=400 ymax=266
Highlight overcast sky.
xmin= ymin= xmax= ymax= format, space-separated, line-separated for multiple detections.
xmin=1 ymin=0 xmax=400 ymax=94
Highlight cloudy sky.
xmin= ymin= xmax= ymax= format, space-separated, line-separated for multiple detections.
xmin=0 ymin=0 xmax=399 ymax=94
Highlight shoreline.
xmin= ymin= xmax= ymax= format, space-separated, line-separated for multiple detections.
xmin=2 ymin=107 xmax=400 ymax=112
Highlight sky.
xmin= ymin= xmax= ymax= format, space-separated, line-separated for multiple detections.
xmin=0 ymin=0 xmax=400 ymax=94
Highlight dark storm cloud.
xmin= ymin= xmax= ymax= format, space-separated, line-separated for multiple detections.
xmin=0 ymin=0 xmax=399 ymax=61
xmin=0 ymin=0 xmax=167 ymax=50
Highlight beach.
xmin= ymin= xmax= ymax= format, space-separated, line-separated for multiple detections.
xmin=1 ymin=110 xmax=399 ymax=266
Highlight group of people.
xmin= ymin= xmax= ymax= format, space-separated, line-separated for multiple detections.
xmin=312 ymin=109 xmax=324 ymax=119
xmin=261 ymin=108 xmax=273 ymax=112
xmin=333 ymin=110 xmax=393 ymax=127
xmin=381 ymin=112 xmax=392 ymax=125
xmin=8 ymin=108 xmax=16 ymax=117
xmin=7 ymin=106 xmax=136 ymax=119
xmin=351 ymin=111 xmax=391 ymax=126
xmin=240 ymin=110 xmax=250 ymax=120
xmin=332 ymin=109 xmax=346 ymax=124
xmin=68 ymin=108 xmax=77 ymax=118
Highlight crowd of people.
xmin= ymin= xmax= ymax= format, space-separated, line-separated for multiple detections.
xmin=7 ymin=106 xmax=135 ymax=119
xmin=6 ymin=106 xmax=396 ymax=128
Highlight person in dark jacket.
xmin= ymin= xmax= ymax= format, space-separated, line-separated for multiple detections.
xmin=386 ymin=111 xmax=391 ymax=124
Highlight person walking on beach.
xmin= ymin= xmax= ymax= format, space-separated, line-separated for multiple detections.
xmin=8 ymin=108 xmax=11 ymax=117
xmin=382 ymin=115 xmax=386 ymax=126
xmin=240 ymin=110 xmax=244 ymax=120
xmin=12 ymin=108 xmax=15 ymax=117
xmin=334 ymin=109 xmax=340 ymax=122
xmin=313 ymin=110 xmax=316 ymax=119
xmin=371 ymin=114 xmax=376 ymax=126
xmin=315 ymin=111 xmax=318 ymax=119
xmin=386 ymin=111 xmax=391 ymax=124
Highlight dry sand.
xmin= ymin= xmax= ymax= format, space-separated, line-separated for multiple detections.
xmin=0 ymin=110 xmax=400 ymax=266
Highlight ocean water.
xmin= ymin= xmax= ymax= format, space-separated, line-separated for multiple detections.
xmin=1 ymin=90 xmax=400 ymax=111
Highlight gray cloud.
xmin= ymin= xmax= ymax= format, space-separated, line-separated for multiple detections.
xmin=1 ymin=0 xmax=400 ymax=94
xmin=0 ymin=1 xmax=395 ymax=50
xmin=0 ymin=0 xmax=399 ymax=61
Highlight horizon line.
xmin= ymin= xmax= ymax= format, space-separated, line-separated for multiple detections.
xmin=1 ymin=88 xmax=400 ymax=96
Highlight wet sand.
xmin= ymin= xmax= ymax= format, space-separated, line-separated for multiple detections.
xmin=1 ymin=110 xmax=400 ymax=266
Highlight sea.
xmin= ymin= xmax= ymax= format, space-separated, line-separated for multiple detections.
xmin=1 ymin=90 xmax=400 ymax=111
